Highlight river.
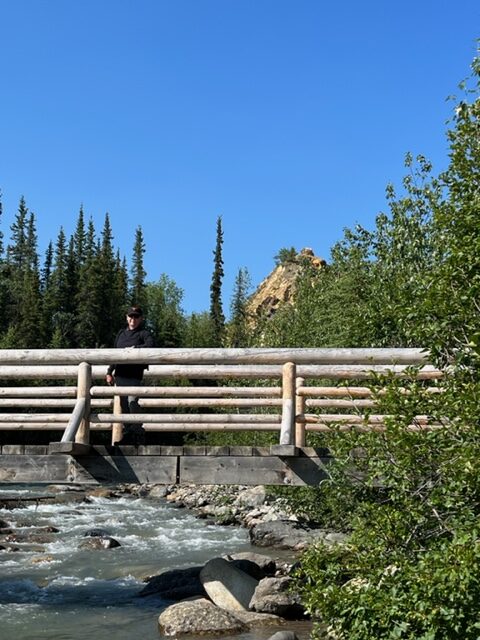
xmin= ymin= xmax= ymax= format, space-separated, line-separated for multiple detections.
xmin=0 ymin=485 xmax=312 ymax=640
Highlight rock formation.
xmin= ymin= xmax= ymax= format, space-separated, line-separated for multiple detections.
xmin=247 ymin=248 xmax=326 ymax=321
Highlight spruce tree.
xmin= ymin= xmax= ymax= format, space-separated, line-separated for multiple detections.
xmin=72 ymin=205 xmax=87 ymax=265
xmin=13 ymin=211 xmax=42 ymax=346
xmin=0 ymin=191 xmax=4 ymax=257
xmin=41 ymin=242 xmax=53 ymax=293
xmin=7 ymin=196 xmax=28 ymax=271
xmin=46 ymin=227 xmax=74 ymax=346
xmin=0 ymin=194 xmax=9 ymax=335
xmin=2 ymin=201 xmax=43 ymax=346
xmin=209 ymin=216 xmax=225 ymax=346
xmin=75 ymin=218 xmax=101 ymax=346
xmin=227 ymin=267 xmax=251 ymax=347
xmin=93 ymin=213 xmax=125 ymax=345
xmin=130 ymin=226 xmax=147 ymax=309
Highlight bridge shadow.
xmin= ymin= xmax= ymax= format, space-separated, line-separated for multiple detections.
xmin=280 ymin=448 xmax=332 ymax=486
xmin=71 ymin=446 xmax=141 ymax=484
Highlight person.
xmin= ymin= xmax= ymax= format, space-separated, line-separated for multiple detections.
xmin=106 ymin=305 xmax=155 ymax=445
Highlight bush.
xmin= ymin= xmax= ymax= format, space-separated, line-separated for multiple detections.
xmin=296 ymin=529 xmax=480 ymax=639
xmin=291 ymin=367 xmax=480 ymax=639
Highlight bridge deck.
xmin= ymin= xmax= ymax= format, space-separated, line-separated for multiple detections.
xmin=0 ymin=347 xmax=438 ymax=485
xmin=0 ymin=445 xmax=331 ymax=486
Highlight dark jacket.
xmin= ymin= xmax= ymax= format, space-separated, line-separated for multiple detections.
xmin=107 ymin=325 xmax=155 ymax=380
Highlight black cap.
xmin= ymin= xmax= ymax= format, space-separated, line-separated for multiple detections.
xmin=127 ymin=305 xmax=143 ymax=317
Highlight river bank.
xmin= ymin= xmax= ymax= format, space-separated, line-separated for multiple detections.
xmin=125 ymin=482 xmax=345 ymax=638
xmin=0 ymin=482 xmax=326 ymax=639
xmin=145 ymin=482 xmax=346 ymax=551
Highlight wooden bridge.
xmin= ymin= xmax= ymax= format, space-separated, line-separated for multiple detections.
xmin=0 ymin=348 xmax=441 ymax=485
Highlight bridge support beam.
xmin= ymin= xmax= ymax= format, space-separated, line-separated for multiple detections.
xmin=0 ymin=447 xmax=331 ymax=486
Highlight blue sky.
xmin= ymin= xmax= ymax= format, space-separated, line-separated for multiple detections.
xmin=0 ymin=1 xmax=478 ymax=315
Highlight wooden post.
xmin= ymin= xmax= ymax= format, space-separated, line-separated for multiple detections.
xmin=111 ymin=395 xmax=123 ymax=445
xmin=279 ymin=362 xmax=296 ymax=446
xmin=75 ymin=362 xmax=91 ymax=445
xmin=295 ymin=376 xmax=306 ymax=447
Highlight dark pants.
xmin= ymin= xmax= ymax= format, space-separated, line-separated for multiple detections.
xmin=114 ymin=376 xmax=145 ymax=444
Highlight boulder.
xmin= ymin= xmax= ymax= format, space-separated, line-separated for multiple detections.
xmin=78 ymin=536 xmax=121 ymax=550
xmin=52 ymin=492 xmax=88 ymax=505
xmin=226 ymin=552 xmax=277 ymax=576
xmin=200 ymin=557 xmax=258 ymax=612
xmin=229 ymin=558 xmax=271 ymax=581
xmin=250 ymin=577 xmax=305 ymax=619
xmin=86 ymin=487 xmax=118 ymax=499
xmin=5 ymin=532 xmax=56 ymax=544
xmin=29 ymin=555 xmax=55 ymax=564
xmin=46 ymin=484 xmax=85 ymax=493
xmin=158 ymin=598 xmax=246 ymax=636
xmin=0 ymin=528 xmax=13 ymax=535
xmin=148 ymin=485 xmax=169 ymax=498
xmin=234 ymin=485 xmax=267 ymax=508
xmin=249 ymin=520 xmax=326 ymax=550
xmin=267 ymin=632 xmax=300 ymax=640
xmin=139 ymin=566 xmax=206 ymax=600
xmin=83 ymin=528 xmax=112 ymax=538
xmin=232 ymin=609 xmax=283 ymax=628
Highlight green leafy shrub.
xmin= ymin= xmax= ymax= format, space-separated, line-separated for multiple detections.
xmin=296 ymin=529 xmax=480 ymax=640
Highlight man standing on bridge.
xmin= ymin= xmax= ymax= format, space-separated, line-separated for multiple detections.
xmin=105 ymin=305 xmax=155 ymax=445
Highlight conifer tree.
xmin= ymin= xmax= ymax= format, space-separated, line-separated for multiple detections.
xmin=41 ymin=242 xmax=53 ymax=293
xmin=0 ymin=194 xmax=9 ymax=335
xmin=113 ymin=251 xmax=129 ymax=326
xmin=0 ymin=192 xmax=4 ymax=257
xmin=93 ymin=213 xmax=125 ymax=345
xmin=16 ymin=265 xmax=43 ymax=347
xmin=2 ymin=201 xmax=43 ymax=346
xmin=72 ymin=205 xmax=87 ymax=265
xmin=227 ymin=267 xmax=251 ymax=347
xmin=130 ymin=226 xmax=147 ymax=309
xmin=6 ymin=196 xmax=28 ymax=271
xmin=13 ymin=211 xmax=42 ymax=346
xmin=209 ymin=215 xmax=225 ymax=346
xmin=74 ymin=218 xmax=101 ymax=346
xmin=45 ymin=228 xmax=74 ymax=346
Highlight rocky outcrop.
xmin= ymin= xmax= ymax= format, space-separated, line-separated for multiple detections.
xmin=247 ymin=248 xmax=326 ymax=321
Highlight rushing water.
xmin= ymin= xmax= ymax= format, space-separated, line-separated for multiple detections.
xmin=0 ymin=485 xmax=312 ymax=640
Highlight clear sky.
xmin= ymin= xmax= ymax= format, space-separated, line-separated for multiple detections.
xmin=0 ymin=1 xmax=478 ymax=315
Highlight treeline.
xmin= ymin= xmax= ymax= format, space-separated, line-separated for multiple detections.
xmin=0 ymin=198 xmax=251 ymax=349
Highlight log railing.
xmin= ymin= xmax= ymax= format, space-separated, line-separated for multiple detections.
xmin=0 ymin=348 xmax=442 ymax=452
